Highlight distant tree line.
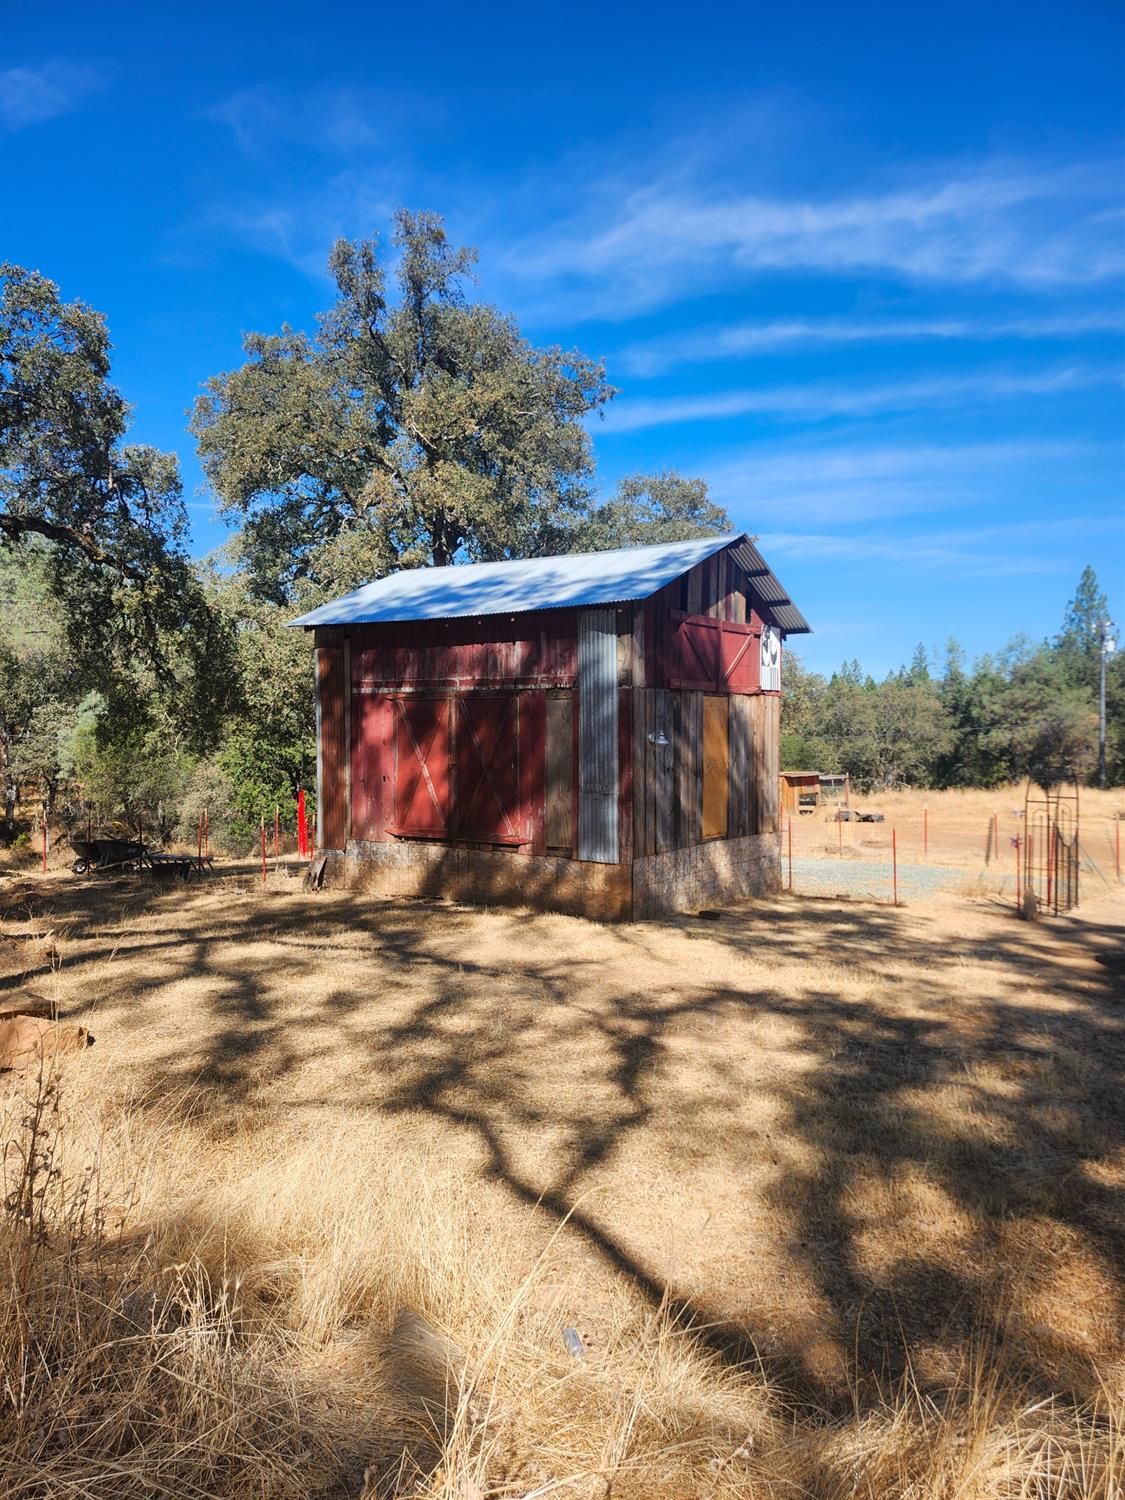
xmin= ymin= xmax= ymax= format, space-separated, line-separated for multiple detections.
xmin=782 ymin=566 xmax=1122 ymax=791
xmin=1 ymin=217 xmax=1121 ymax=854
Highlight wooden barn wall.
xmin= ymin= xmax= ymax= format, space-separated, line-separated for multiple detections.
xmin=320 ymin=567 xmax=785 ymax=876
xmin=635 ymin=548 xmax=790 ymax=692
xmin=751 ymin=695 xmax=781 ymax=834
xmin=729 ymin=695 xmax=755 ymax=838
xmin=315 ymin=640 xmax=349 ymax=850
xmin=349 ymin=689 xmax=548 ymax=854
xmin=349 ymin=609 xmax=579 ymax=691
xmin=632 ymin=684 xmax=779 ymax=857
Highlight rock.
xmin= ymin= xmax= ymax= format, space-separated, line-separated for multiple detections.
xmin=0 ymin=990 xmax=57 ymax=1022
xmin=0 ymin=1015 xmax=93 ymax=1071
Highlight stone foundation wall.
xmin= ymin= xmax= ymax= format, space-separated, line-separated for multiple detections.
xmin=631 ymin=833 xmax=781 ymax=919
xmin=324 ymin=832 xmax=780 ymax=921
xmin=327 ymin=840 xmax=632 ymax=921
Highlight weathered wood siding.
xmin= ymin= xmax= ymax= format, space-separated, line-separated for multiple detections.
xmin=728 ymin=694 xmax=755 ymax=838
xmin=632 ymin=549 xmax=791 ymax=691
xmin=316 ymin=642 xmax=349 ymax=850
xmin=316 ymin=541 xmax=787 ymax=908
xmin=702 ymin=694 xmax=730 ymax=839
xmin=751 ymin=694 xmax=781 ymax=833
xmin=350 ymin=610 xmax=578 ymax=691
xmin=545 ymin=693 xmax=574 ymax=851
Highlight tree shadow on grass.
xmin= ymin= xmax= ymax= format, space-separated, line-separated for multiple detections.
xmin=8 ymin=877 xmax=1124 ymax=1417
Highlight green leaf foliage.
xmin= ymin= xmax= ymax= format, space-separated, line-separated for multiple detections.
xmin=191 ymin=210 xmax=617 ymax=602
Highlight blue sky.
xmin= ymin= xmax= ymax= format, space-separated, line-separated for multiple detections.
xmin=3 ymin=1 xmax=1123 ymax=674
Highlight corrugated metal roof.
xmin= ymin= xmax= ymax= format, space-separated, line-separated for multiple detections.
xmin=728 ymin=538 xmax=811 ymax=634
xmin=290 ymin=531 xmax=811 ymax=633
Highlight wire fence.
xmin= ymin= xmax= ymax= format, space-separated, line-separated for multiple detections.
xmin=778 ymin=807 xmax=1124 ymax=907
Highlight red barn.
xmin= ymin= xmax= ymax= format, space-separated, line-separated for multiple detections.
xmin=292 ymin=533 xmax=809 ymax=920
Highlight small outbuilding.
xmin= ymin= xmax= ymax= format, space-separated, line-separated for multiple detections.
xmin=779 ymin=771 xmax=822 ymax=816
xmin=292 ymin=533 xmax=810 ymax=920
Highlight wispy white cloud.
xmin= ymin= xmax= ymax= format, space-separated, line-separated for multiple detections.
xmin=757 ymin=515 xmax=1123 ymax=579
xmin=207 ymin=85 xmax=379 ymax=159
xmin=705 ymin=437 xmax=1118 ymax=525
xmin=0 ymin=61 xmax=102 ymax=131
xmin=507 ymin=161 xmax=1125 ymax=320
xmin=602 ymin=364 xmax=1123 ymax=433
xmin=183 ymin=167 xmax=402 ymax=279
xmin=619 ymin=311 xmax=1125 ymax=376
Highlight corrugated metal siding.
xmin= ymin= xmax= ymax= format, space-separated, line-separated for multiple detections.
xmin=577 ymin=608 xmax=619 ymax=863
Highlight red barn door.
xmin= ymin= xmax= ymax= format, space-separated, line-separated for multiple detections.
xmin=453 ymin=695 xmax=520 ymax=841
xmin=388 ymin=692 xmax=532 ymax=844
xmin=393 ymin=698 xmax=452 ymax=836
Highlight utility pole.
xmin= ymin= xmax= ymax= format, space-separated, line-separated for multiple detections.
xmin=1099 ymin=618 xmax=1117 ymax=789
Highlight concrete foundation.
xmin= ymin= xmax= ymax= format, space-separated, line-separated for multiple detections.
xmin=324 ymin=832 xmax=780 ymax=921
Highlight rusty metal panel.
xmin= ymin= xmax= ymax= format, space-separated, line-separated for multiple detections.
xmin=577 ymin=608 xmax=619 ymax=864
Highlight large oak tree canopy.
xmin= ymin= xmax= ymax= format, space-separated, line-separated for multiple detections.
xmin=191 ymin=210 xmax=618 ymax=602
xmin=0 ymin=262 xmax=229 ymax=733
xmin=1 ymin=263 xmax=187 ymax=572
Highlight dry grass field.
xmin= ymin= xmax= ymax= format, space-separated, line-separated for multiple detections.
xmin=2 ymin=789 xmax=1124 ymax=1497
xmin=793 ymin=784 xmax=1124 ymax=873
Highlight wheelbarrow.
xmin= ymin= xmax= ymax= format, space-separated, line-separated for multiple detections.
xmin=71 ymin=836 xmax=146 ymax=875
xmin=71 ymin=833 xmax=215 ymax=879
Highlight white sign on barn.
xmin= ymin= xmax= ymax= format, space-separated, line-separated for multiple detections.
xmin=760 ymin=625 xmax=781 ymax=691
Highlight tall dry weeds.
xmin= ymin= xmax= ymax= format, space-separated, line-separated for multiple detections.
xmin=1 ymin=1064 xmax=1121 ymax=1498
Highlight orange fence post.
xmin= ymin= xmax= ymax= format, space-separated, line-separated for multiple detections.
xmin=204 ymin=809 xmax=209 ymax=858
xmin=787 ymin=820 xmax=793 ymax=892
xmin=42 ymin=818 xmax=48 ymax=874
xmin=1015 ymin=834 xmax=1022 ymax=913
xmin=892 ymin=827 xmax=898 ymax=904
